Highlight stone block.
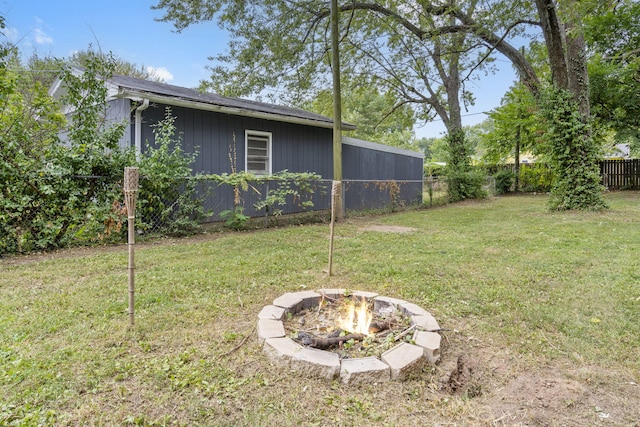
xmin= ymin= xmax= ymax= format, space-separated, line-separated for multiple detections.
xmin=257 ymin=318 xmax=285 ymax=345
xmin=263 ymin=337 xmax=303 ymax=367
xmin=351 ymin=290 xmax=379 ymax=300
xmin=373 ymin=296 xmax=406 ymax=315
xmin=411 ymin=314 xmax=440 ymax=332
xmin=272 ymin=292 xmax=303 ymax=314
xmin=398 ymin=302 xmax=431 ymax=317
xmin=381 ymin=342 xmax=425 ymax=380
xmin=296 ymin=290 xmax=322 ymax=310
xmin=316 ymin=288 xmax=346 ymax=299
xmin=290 ymin=348 xmax=340 ymax=380
xmin=258 ymin=305 xmax=286 ymax=320
xmin=340 ymin=357 xmax=390 ymax=385
xmin=273 ymin=291 xmax=321 ymax=314
xmin=413 ymin=331 xmax=442 ymax=364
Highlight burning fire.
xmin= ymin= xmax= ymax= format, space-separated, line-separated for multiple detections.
xmin=337 ymin=297 xmax=373 ymax=335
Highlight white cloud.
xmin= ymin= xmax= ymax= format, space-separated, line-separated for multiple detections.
xmin=33 ymin=28 xmax=53 ymax=45
xmin=146 ymin=66 xmax=174 ymax=83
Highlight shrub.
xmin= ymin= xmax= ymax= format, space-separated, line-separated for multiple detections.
xmin=136 ymin=107 xmax=210 ymax=236
xmin=219 ymin=207 xmax=250 ymax=230
xmin=444 ymin=129 xmax=485 ymax=202
xmin=0 ymin=51 xmax=131 ymax=254
xmin=494 ymin=170 xmax=515 ymax=195
xmin=447 ymin=169 xmax=487 ymax=202
xmin=519 ymin=165 xmax=554 ymax=192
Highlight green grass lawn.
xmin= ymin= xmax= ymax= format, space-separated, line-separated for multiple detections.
xmin=1 ymin=192 xmax=639 ymax=426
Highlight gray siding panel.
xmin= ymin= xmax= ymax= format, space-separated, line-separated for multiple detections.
xmin=105 ymin=98 xmax=131 ymax=150
xmin=343 ymin=143 xmax=424 ymax=181
xmin=342 ymin=142 xmax=423 ymax=210
xmin=128 ymin=102 xmax=422 ymax=217
xmin=136 ymin=103 xmax=333 ymax=178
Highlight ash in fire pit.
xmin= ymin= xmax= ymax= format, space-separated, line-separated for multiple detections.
xmin=258 ymin=289 xmax=442 ymax=384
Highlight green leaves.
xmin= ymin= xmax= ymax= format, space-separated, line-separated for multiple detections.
xmin=305 ymin=85 xmax=417 ymax=148
xmin=136 ymin=107 xmax=210 ymax=236
xmin=0 ymin=49 xmax=131 ymax=254
xmin=251 ymin=170 xmax=322 ymax=218
xmin=443 ymin=128 xmax=486 ymax=202
xmin=481 ymin=83 xmax=540 ymax=164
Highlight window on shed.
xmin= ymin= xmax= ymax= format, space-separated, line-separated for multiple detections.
xmin=245 ymin=130 xmax=272 ymax=175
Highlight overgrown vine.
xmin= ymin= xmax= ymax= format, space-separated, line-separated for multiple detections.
xmin=539 ymin=88 xmax=608 ymax=211
xmin=445 ymin=128 xmax=486 ymax=202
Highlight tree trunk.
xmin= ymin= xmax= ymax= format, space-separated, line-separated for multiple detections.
xmin=533 ymin=0 xmax=605 ymax=210
xmin=535 ymin=0 xmax=569 ymax=89
xmin=535 ymin=0 xmax=590 ymax=117
xmin=564 ymin=22 xmax=590 ymax=117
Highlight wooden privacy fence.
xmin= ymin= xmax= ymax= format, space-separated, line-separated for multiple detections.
xmin=492 ymin=160 xmax=640 ymax=191
xmin=601 ymin=159 xmax=640 ymax=190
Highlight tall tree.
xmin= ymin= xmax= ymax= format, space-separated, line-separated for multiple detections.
xmin=481 ymin=83 xmax=538 ymax=164
xmin=153 ymin=0 xmax=539 ymax=200
xmin=153 ymin=0 xmax=617 ymax=208
xmin=531 ymin=0 xmax=608 ymax=209
xmin=534 ymin=0 xmax=590 ymax=113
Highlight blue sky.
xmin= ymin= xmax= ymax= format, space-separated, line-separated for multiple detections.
xmin=2 ymin=0 xmax=519 ymax=138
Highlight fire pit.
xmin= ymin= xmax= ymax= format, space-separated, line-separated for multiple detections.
xmin=258 ymin=289 xmax=442 ymax=384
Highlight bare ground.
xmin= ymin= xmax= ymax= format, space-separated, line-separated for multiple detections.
xmin=433 ymin=326 xmax=640 ymax=426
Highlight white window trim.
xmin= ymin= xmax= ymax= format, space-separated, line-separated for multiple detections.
xmin=245 ymin=130 xmax=272 ymax=176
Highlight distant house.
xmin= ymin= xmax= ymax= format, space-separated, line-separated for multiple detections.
xmin=604 ymin=143 xmax=631 ymax=159
xmin=50 ymin=72 xmax=423 ymax=217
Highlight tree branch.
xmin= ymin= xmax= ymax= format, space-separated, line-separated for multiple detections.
xmin=313 ymin=1 xmax=541 ymax=95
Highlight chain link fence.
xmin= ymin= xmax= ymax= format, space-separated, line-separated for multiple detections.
xmin=1 ymin=174 xmax=497 ymax=256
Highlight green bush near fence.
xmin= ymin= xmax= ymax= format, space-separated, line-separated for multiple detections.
xmin=0 ymin=55 xmax=204 ymax=255
xmin=494 ymin=170 xmax=516 ymax=194
xmin=446 ymin=169 xmax=488 ymax=202
xmin=0 ymin=52 xmax=131 ymax=255
xmin=483 ymin=164 xmax=555 ymax=193
xmin=136 ymin=108 xmax=210 ymax=236
xmin=518 ymin=164 xmax=554 ymax=192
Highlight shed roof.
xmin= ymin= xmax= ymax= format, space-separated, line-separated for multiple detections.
xmin=343 ymin=136 xmax=424 ymax=159
xmin=50 ymin=69 xmax=355 ymax=130
xmin=108 ymin=74 xmax=356 ymax=131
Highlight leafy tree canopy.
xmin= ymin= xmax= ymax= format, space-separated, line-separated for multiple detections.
xmin=584 ymin=0 xmax=640 ymax=154
xmin=69 ymin=50 xmax=168 ymax=82
xmin=304 ymin=83 xmax=417 ymax=148
xmin=154 ymin=0 xmax=536 ymax=123
xmin=480 ymin=83 xmax=539 ymax=164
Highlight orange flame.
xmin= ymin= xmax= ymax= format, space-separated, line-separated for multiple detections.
xmin=338 ymin=297 xmax=373 ymax=335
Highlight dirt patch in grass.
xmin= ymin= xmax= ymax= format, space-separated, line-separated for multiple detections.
xmin=359 ymin=224 xmax=419 ymax=233
xmin=432 ymin=328 xmax=640 ymax=426
xmin=480 ymin=361 xmax=638 ymax=426
xmin=488 ymin=370 xmax=591 ymax=425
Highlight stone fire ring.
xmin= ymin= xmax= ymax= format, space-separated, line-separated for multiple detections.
xmin=257 ymin=289 xmax=442 ymax=384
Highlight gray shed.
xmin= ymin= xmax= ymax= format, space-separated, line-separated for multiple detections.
xmin=50 ymin=72 xmax=424 ymax=216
